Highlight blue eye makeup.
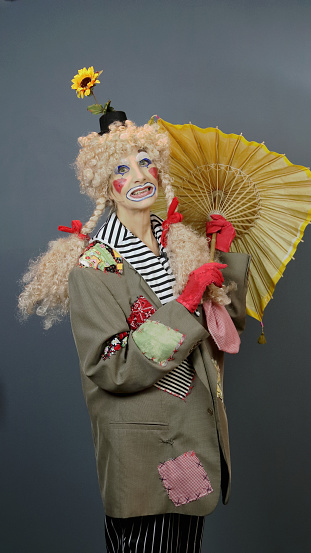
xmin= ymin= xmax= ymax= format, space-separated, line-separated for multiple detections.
xmin=114 ymin=164 xmax=130 ymax=175
xmin=139 ymin=157 xmax=152 ymax=167
xmin=136 ymin=151 xmax=152 ymax=168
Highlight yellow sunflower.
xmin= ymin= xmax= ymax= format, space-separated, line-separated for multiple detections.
xmin=71 ymin=66 xmax=103 ymax=98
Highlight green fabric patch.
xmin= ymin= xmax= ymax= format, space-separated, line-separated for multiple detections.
xmin=132 ymin=320 xmax=185 ymax=367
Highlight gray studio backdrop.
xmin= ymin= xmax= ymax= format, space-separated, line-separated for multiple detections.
xmin=1 ymin=0 xmax=311 ymax=551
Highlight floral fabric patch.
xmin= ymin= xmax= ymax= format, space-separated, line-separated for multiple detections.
xmin=132 ymin=320 xmax=185 ymax=367
xmin=79 ymin=241 xmax=123 ymax=274
xmin=212 ymin=358 xmax=223 ymax=401
xmin=102 ymin=332 xmax=129 ymax=361
xmin=127 ymin=296 xmax=156 ymax=330
xmin=158 ymin=451 xmax=213 ymax=506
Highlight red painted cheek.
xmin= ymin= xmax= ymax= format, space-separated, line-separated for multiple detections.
xmin=112 ymin=178 xmax=126 ymax=194
xmin=149 ymin=167 xmax=158 ymax=179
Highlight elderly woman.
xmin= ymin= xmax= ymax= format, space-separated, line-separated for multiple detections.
xmin=19 ymin=113 xmax=250 ymax=553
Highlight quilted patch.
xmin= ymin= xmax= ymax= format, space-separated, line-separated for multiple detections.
xmin=158 ymin=451 xmax=213 ymax=506
xmin=79 ymin=241 xmax=123 ymax=274
xmin=127 ymin=296 xmax=156 ymax=330
xmin=102 ymin=332 xmax=129 ymax=361
xmin=132 ymin=320 xmax=185 ymax=367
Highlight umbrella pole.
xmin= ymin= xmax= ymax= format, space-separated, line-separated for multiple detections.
xmin=209 ymin=232 xmax=217 ymax=261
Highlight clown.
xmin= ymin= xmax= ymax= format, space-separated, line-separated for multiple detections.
xmin=19 ymin=111 xmax=250 ymax=553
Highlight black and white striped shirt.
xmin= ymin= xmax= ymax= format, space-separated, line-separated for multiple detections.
xmin=93 ymin=212 xmax=195 ymax=399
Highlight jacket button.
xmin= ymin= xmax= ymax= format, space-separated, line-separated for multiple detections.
xmin=207 ymin=408 xmax=213 ymax=416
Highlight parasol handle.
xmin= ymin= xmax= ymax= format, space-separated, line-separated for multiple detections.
xmin=209 ymin=232 xmax=217 ymax=261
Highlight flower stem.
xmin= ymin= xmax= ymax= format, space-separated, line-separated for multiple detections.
xmin=91 ymin=89 xmax=99 ymax=105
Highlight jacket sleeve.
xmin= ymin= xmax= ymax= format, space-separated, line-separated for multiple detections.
xmin=68 ymin=266 xmax=209 ymax=394
xmin=219 ymin=251 xmax=251 ymax=334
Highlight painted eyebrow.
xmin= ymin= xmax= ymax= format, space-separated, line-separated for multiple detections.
xmin=136 ymin=150 xmax=150 ymax=160
xmin=114 ymin=151 xmax=150 ymax=167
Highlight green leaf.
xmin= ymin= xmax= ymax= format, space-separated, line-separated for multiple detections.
xmin=87 ymin=104 xmax=105 ymax=115
xmin=103 ymin=100 xmax=115 ymax=114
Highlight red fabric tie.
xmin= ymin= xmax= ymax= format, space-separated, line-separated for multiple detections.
xmin=58 ymin=220 xmax=90 ymax=241
xmin=161 ymin=197 xmax=183 ymax=247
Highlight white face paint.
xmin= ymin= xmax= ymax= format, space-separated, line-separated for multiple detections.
xmin=110 ymin=148 xmax=159 ymax=210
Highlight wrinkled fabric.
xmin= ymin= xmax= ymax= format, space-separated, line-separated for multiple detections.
xmin=203 ymin=300 xmax=240 ymax=353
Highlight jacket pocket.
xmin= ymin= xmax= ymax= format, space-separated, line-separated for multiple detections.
xmin=109 ymin=421 xmax=169 ymax=430
xmin=104 ymin=421 xmax=171 ymax=515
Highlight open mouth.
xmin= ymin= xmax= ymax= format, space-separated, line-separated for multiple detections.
xmin=126 ymin=183 xmax=156 ymax=202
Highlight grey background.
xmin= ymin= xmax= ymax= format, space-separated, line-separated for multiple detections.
xmin=1 ymin=0 xmax=311 ymax=551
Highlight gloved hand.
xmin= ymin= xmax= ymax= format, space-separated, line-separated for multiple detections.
xmin=206 ymin=214 xmax=235 ymax=252
xmin=177 ymin=262 xmax=227 ymax=313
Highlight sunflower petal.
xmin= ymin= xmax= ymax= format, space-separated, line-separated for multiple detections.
xmin=71 ymin=66 xmax=103 ymax=99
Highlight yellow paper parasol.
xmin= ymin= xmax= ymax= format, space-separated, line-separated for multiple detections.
xmin=153 ymin=118 xmax=311 ymax=324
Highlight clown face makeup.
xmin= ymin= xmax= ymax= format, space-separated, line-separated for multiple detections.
xmin=109 ymin=149 xmax=159 ymax=212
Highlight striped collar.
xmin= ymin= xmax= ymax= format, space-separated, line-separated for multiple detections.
xmin=93 ymin=212 xmax=176 ymax=305
xmin=93 ymin=211 xmax=165 ymax=255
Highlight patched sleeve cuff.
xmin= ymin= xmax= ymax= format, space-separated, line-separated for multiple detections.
xmin=146 ymin=299 xmax=209 ymax=365
xmin=132 ymin=320 xmax=185 ymax=366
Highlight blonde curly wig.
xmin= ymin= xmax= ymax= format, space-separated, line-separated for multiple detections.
xmin=75 ymin=120 xmax=174 ymax=205
xmin=18 ymin=119 xmax=231 ymax=329
xmin=18 ymin=120 xmax=174 ymax=329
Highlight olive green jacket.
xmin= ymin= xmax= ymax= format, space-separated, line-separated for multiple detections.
xmin=68 ymin=250 xmax=250 ymax=518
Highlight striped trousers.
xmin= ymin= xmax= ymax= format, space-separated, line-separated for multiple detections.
xmin=105 ymin=514 xmax=205 ymax=553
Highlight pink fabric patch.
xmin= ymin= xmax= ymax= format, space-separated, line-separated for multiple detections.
xmin=158 ymin=451 xmax=213 ymax=506
xmin=127 ymin=296 xmax=156 ymax=330
xmin=203 ymin=300 xmax=240 ymax=353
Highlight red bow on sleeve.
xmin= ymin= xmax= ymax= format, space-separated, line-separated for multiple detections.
xmin=161 ymin=197 xmax=183 ymax=247
xmin=58 ymin=220 xmax=90 ymax=241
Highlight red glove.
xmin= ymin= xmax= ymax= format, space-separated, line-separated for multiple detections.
xmin=206 ymin=214 xmax=235 ymax=252
xmin=177 ymin=262 xmax=227 ymax=313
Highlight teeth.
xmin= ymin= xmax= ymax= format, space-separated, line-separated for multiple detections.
xmin=127 ymin=184 xmax=155 ymax=201
xmin=132 ymin=187 xmax=150 ymax=196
